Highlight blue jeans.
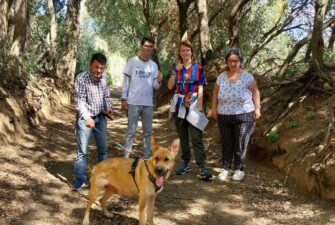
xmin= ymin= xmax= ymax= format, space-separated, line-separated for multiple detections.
xmin=74 ymin=114 xmax=107 ymax=181
xmin=124 ymin=105 xmax=153 ymax=159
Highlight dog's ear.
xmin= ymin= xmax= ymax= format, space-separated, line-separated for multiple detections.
xmin=151 ymin=138 xmax=160 ymax=153
xmin=169 ymin=139 xmax=180 ymax=157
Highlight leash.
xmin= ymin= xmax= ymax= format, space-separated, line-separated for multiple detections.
xmin=92 ymin=127 xmax=142 ymax=158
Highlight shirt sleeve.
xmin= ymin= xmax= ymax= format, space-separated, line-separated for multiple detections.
xmin=152 ymin=63 xmax=161 ymax=90
xmin=103 ymin=76 xmax=113 ymax=109
xmin=245 ymin=72 xmax=254 ymax=86
xmin=75 ymin=74 xmax=90 ymax=120
xmin=198 ymin=64 xmax=207 ymax=87
xmin=121 ymin=59 xmax=132 ymax=100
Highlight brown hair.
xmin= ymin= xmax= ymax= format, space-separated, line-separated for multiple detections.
xmin=178 ymin=40 xmax=195 ymax=63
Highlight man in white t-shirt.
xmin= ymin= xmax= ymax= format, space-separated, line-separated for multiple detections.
xmin=121 ymin=37 xmax=163 ymax=158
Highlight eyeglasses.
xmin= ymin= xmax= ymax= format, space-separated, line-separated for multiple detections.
xmin=143 ymin=44 xmax=154 ymax=48
xmin=228 ymin=60 xmax=240 ymax=64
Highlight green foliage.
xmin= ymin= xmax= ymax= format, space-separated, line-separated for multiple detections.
xmin=324 ymin=49 xmax=335 ymax=62
xmin=307 ymin=111 xmax=316 ymax=120
xmin=267 ymin=130 xmax=279 ymax=143
xmin=289 ymin=119 xmax=299 ymax=128
xmin=23 ymin=52 xmax=40 ymax=74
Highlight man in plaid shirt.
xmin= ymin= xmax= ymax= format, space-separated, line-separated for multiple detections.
xmin=73 ymin=52 xmax=113 ymax=191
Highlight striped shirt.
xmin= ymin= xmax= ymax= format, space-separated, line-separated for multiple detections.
xmin=75 ymin=71 xmax=112 ymax=120
xmin=175 ymin=63 xmax=207 ymax=111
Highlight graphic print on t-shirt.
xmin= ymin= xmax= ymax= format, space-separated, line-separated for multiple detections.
xmin=135 ymin=65 xmax=152 ymax=79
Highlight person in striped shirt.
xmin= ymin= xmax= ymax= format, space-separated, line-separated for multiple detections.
xmin=167 ymin=40 xmax=213 ymax=180
xmin=73 ymin=52 xmax=113 ymax=190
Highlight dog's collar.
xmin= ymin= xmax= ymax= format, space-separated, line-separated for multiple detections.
xmin=143 ymin=159 xmax=163 ymax=193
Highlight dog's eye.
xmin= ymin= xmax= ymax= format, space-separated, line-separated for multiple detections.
xmin=164 ymin=157 xmax=169 ymax=162
xmin=155 ymin=156 xmax=159 ymax=161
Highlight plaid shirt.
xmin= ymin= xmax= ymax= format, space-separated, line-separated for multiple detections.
xmin=75 ymin=71 xmax=112 ymax=120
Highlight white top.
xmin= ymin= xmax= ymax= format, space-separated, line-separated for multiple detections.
xmin=216 ymin=70 xmax=255 ymax=115
xmin=121 ymin=56 xmax=160 ymax=106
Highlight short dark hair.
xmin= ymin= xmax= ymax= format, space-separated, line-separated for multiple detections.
xmin=90 ymin=52 xmax=107 ymax=65
xmin=224 ymin=48 xmax=243 ymax=67
xmin=141 ymin=37 xmax=155 ymax=46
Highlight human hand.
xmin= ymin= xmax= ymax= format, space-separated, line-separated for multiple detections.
xmin=157 ymin=73 xmax=163 ymax=84
xmin=176 ymin=62 xmax=183 ymax=71
xmin=104 ymin=109 xmax=113 ymax=120
xmin=207 ymin=108 xmax=217 ymax=120
xmin=86 ymin=118 xmax=95 ymax=128
xmin=254 ymin=108 xmax=261 ymax=120
xmin=121 ymin=101 xmax=128 ymax=110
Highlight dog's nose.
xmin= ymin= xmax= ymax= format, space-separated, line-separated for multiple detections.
xmin=155 ymin=166 xmax=164 ymax=176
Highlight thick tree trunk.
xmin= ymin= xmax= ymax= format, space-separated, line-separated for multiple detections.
xmin=228 ymin=0 xmax=251 ymax=48
xmin=56 ymin=0 xmax=81 ymax=88
xmin=6 ymin=0 xmax=27 ymax=79
xmin=176 ymin=0 xmax=194 ymax=39
xmin=197 ymin=0 xmax=212 ymax=66
xmin=38 ymin=0 xmax=57 ymax=76
xmin=0 ymin=0 xmax=13 ymax=62
xmin=307 ymin=0 xmax=329 ymax=71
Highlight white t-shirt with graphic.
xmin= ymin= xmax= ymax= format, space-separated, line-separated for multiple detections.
xmin=121 ymin=56 xmax=159 ymax=106
xmin=216 ymin=70 xmax=255 ymax=115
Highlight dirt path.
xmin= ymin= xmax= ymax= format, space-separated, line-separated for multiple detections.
xmin=0 ymin=87 xmax=335 ymax=225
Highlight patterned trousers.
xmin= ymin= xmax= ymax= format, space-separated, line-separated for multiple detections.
xmin=217 ymin=112 xmax=254 ymax=170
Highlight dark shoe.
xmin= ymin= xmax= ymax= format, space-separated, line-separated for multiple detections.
xmin=199 ymin=167 xmax=213 ymax=180
xmin=176 ymin=162 xmax=191 ymax=175
xmin=72 ymin=179 xmax=87 ymax=191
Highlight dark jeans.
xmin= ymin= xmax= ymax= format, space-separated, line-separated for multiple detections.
xmin=175 ymin=117 xmax=207 ymax=166
xmin=217 ymin=112 xmax=254 ymax=170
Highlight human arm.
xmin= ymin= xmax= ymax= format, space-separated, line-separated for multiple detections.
xmin=167 ymin=73 xmax=175 ymax=90
xmin=153 ymin=72 xmax=163 ymax=90
xmin=75 ymin=75 xmax=95 ymax=127
xmin=249 ymin=80 xmax=261 ymax=120
xmin=121 ymin=74 xmax=130 ymax=110
xmin=103 ymin=77 xmax=113 ymax=118
xmin=197 ymin=85 xmax=204 ymax=112
xmin=207 ymin=83 xmax=219 ymax=120
xmin=168 ymin=62 xmax=183 ymax=90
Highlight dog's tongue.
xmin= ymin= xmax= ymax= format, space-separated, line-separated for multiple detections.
xmin=155 ymin=176 xmax=164 ymax=187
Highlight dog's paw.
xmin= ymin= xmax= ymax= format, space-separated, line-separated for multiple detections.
xmin=104 ymin=211 xmax=114 ymax=218
xmin=82 ymin=218 xmax=90 ymax=225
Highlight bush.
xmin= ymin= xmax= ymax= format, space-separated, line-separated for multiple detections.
xmin=267 ymin=130 xmax=279 ymax=143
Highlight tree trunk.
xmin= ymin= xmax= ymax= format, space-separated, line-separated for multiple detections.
xmin=197 ymin=0 xmax=212 ymax=66
xmin=228 ymin=0 xmax=251 ymax=48
xmin=176 ymin=0 xmax=194 ymax=39
xmin=6 ymin=0 xmax=28 ymax=80
xmin=277 ymin=16 xmax=335 ymax=77
xmin=38 ymin=0 xmax=57 ymax=76
xmin=56 ymin=0 xmax=81 ymax=88
xmin=0 ymin=0 xmax=13 ymax=62
xmin=328 ymin=26 xmax=335 ymax=49
xmin=307 ymin=0 xmax=329 ymax=71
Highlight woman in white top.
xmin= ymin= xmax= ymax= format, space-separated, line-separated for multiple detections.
xmin=208 ymin=48 xmax=261 ymax=181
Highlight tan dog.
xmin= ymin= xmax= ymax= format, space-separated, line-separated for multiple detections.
xmin=82 ymin=138 xmax=180 ymax=225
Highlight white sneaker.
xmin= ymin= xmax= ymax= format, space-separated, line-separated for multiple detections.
xmin=232 ymin=170 xmax=245 ymax=181
xmin=218 ymin=169 xmax=233 ymax=181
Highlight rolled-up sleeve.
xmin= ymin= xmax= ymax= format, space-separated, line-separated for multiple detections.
xmin=75 ymin=77 xmax=90 ymax=120
xmin=103 ymin=77 xmax=113 ymax=110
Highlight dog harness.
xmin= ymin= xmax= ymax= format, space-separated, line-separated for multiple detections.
xmin=129 ymin=158 xmax=163 ymax=193
xmin=129 ymin=157 xmax=140 ymax=193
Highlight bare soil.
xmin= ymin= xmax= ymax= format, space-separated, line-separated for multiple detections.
xmin=1 ymin=87 xmax=335 ymax=225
